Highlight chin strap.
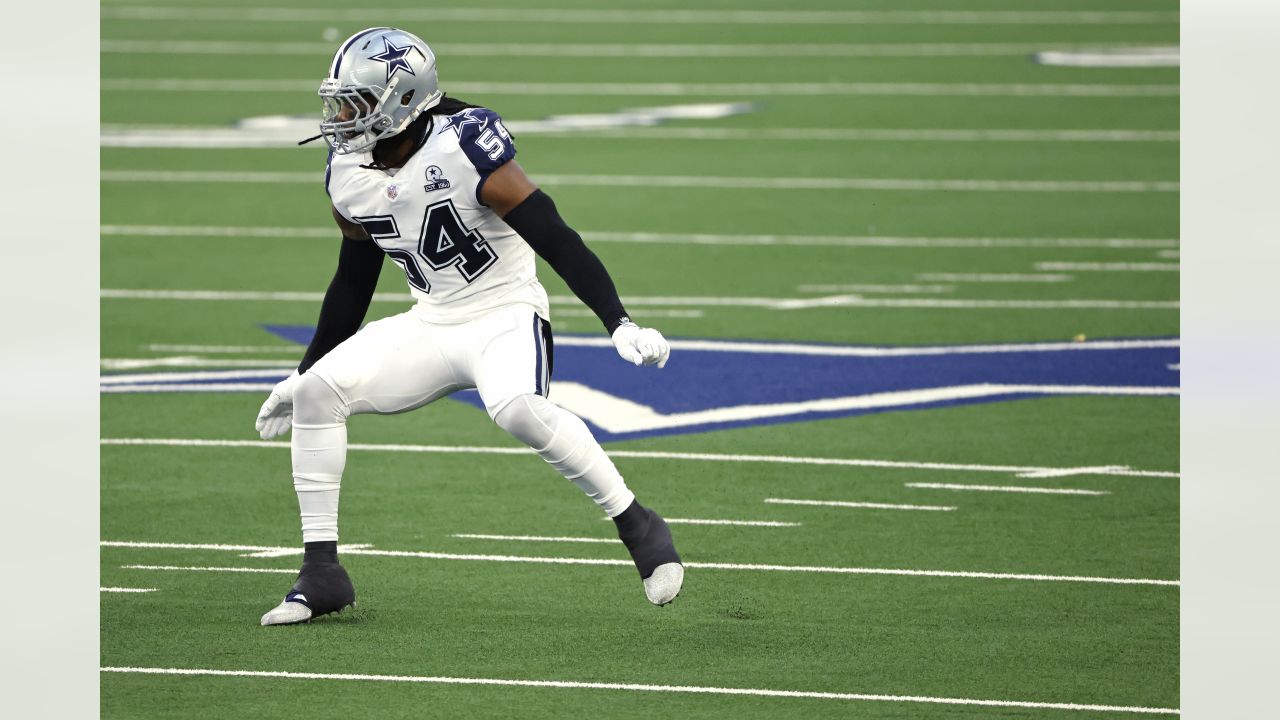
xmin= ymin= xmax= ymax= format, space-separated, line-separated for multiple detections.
xmin=297 ymin=134 xmax=324 ymax=146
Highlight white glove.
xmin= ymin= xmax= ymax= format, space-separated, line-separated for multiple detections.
xmin=255 ymin=370 xmax=301 ymax=440
xmin=612 ymin=321 xmax=670 ymax=368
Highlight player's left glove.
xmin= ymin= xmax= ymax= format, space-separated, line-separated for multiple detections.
xmin=611 ymin=320 xmax=670 ymax=368
xmin=255 ymin=370 xmax=301 ymax=440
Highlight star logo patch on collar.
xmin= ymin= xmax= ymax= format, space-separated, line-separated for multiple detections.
xmin=369 ymin=38 xmax=417 ymax=83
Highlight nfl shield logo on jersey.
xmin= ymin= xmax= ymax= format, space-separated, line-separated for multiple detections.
xmin=386 ymin=184 xmax=399 ymax=200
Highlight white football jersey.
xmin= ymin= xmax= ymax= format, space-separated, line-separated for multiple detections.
xmin=326 ymin=106 xmax=549 ymax=323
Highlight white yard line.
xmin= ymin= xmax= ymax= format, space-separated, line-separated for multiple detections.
xmin=102 ymin=383 xmax=279 ymax=393
xmin=100 ymin=7 xmax=1180 ymax=26
xmin=916 ymin=273 xmax=1074 ymax=283
xmin=98 ymin=438 xmax=1181 ymax=479
xmin=103 ymin=224 xmax=334 ymax=239
xmin=146 ymin=337 xmax=1177 ymax=360
xmin=102 ymin=288 xmax=343 ymax=302
xmin=663 ymin=518 xmax=801 ymax=528
xmin=546 ymin=127 xmax=1179 ymax=143
xmin=123 ymin=564 xmax=295 ymax=574
xmin=106 ymin=541 xmax=1179 ymax=586
xmin=1156 ymin=250 xmax=1180 ymax=259
xmin=99 ymin=288 xmax=1180 ymax=311
xmin=454 ymin=533 xmax=620 ymax=544
xmin=102 ymin=357 xmax=298 ymax=370
xmin=99 ymin=125 xmax=1180 ymax=147
xmin=764 ymin=296 xmax=1177 ymax=310
xmin=550 ymin=308 xmax=705 ymax=319
xmin=100 ymin=40 xmax=1178 ymax=60
xmin=765 ymin=498 xmax=956 ymax=512
xmin=796 ymin=284 xmax=954 ymax=294
xmin=905 ymin=483 xmax=1110 ymax=496
xmin=100 ymin=79 xmax=1180 ymax=98
xmin=237 ymin=544 xmax=373 ymax=559
xmin=1036 ymin=262 xmax=1180 ymax=272
xmin=1016 ymin=466 xmax=1131 ymax=479
xmin=461 ymin=336 xmax=1182 ymax=357
xmin=100 ymin=587 xmax=157 ymax=593
xmin=1036 ymin=49 xmax=1178 ymax=68
xmin=100 ymin=169 xmax=1178 ymax=193
xmin=144 ymin=344 xmax=300 ymax=354
xmin=101 ymin=369 xmax=291 ymax=384
xmin=100 ymin=224 xmax=1180 ymax=249
xmin=98 ymin=666 xmax=1180 ymax=715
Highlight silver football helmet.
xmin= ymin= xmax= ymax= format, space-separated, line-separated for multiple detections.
xmin=318 ymin=27 xmax=444 ymax=154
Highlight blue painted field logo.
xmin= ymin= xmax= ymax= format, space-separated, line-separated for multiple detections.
xmin=101 ymin=332 xmax=1179 ymax=442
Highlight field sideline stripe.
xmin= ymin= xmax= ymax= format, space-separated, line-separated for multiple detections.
xmin=100 ymin=79 xmax=1179 ymax=98
xmin=97 ymin=438 xmax=1180 ymax=479
xmin=97 ymin=667 xmax=1179 ymax=715
xmin=106 ymin=543 xmax=1179 ymax=587
xmin=100 ymin=40 xmax=1179 ymax=60
xmin=99 ymin=225 xmax=1181 ymax=249
xmin=100 ymin=7 xmax=1180 ymax=26
xmin=98 ymin=288 xmax=1180 ymax=311
xmin=99 ymin=169 xmax=1178 ymax=193
xmin=100 ymin=587 xmax=157 ymax=593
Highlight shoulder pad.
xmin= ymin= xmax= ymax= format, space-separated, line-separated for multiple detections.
xmin=440 ymin=107 xmax=516 ymax=178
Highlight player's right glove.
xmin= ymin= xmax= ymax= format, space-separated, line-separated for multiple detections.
xmin=611 ymin=320 xmax=670 ymax=368
xmin=255 ymin=370 xmax=301 ymax=440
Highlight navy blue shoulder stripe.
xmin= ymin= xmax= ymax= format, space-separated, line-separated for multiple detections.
xmin=330 ymin=27 xmax=393 ymax=78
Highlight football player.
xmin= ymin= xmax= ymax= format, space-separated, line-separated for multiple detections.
xmin=254 ymin=27 xmax=683 ymax=625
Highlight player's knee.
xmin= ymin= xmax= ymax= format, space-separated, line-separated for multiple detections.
xmin=492 ymin=394 xmax=558 ymax=450
xmin=293 ymin=372 xmax=349 ymax=426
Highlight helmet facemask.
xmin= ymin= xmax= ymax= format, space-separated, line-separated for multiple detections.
xmin=318 ymin=80 xmax=398 ymax=154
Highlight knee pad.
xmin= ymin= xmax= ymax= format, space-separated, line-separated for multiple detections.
xmin=494 ymin=394 xmax=633 ymax=515
xmin=494 ymin=394 xmax=615 ymax=481
xmin=293 ymin=372 xmax=349 ymax=427
xmin=493 ymin=394 xmax=559 ymax=451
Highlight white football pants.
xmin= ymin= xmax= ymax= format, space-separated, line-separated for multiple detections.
xmin=290 ymin=303 xmax=635 ymax=543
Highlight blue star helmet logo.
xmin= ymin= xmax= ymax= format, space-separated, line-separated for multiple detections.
xmin=444 ymin=108 xmax=488 ymax=136
xmin=369 ymin=38 xmax=417 ymax=83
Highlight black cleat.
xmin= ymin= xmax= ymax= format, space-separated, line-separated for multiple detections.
xmin=613 ymin=500 xmax=684 ymax=605
xmin=260 ymin=560 xmax=356 ymax=626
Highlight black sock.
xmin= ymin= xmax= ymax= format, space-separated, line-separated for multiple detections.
xmin=611 ymin=499 xmax=648 ymax=540
xmin=303 ymin=540 xmax=339 ymax=565
xmin=611 ymin=499 xmax=680 ymax=578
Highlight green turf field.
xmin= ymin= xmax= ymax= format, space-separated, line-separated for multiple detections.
xmin=100 ymin=0 xmax=1180 ymax=716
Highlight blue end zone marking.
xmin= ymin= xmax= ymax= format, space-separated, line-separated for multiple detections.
xmin=106 ymin=328 xmax=1178 ymax=442
xmin=262 ymin=325 xmax=317 ymax=345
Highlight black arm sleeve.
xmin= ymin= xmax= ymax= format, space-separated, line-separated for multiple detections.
xmin=503 ymin=189 xmax=630 ymax=334
xmin=298 ymin=236 xmax=385 ymax=374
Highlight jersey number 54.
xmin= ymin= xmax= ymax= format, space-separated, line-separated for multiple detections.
xmin=354 ymin=199 xmax=498 ymax=293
